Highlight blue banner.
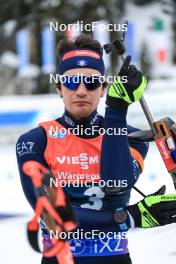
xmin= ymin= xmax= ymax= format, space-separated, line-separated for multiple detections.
xmin=125 ymin=21 xmax=137 ymax=64
xmin=41 ymin=26 xmax=56 ymax=73
xmin=0 ymin=111 xmax=38 ymax=126
xmin=16 ymin=29 xmax=29 ymax=70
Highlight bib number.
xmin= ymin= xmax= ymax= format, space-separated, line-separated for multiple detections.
xmin=81 ymin=186 xmax=105 ymax=210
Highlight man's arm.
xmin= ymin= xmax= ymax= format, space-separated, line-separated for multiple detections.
xmin=100 ymin=107 xmax=139 ymax=189
xmin=100 ymin=55 xmax=148 ymax=193
xmin=16 ymin=126 xmax=48 ymax=208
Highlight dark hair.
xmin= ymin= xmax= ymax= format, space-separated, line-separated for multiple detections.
xmin=56 ymin=34 xmax=107 ymax=91
xmin=57 ymin=34 xmax=103 ymax=61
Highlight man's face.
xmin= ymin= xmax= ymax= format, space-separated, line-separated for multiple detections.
xmin=58 ymin=68 xmax=106 ymax=120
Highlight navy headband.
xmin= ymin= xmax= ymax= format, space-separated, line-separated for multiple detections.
xmin=58 ymin=48 xmax=105 ymax=75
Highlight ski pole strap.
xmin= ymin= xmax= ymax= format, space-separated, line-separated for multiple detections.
xmin=27 ymin=219 xmax=41 ymax=252
xmin=22 ymin=161 xmax=78 ymax=264
xmin=27 ymin=217 xmax=74 ymax=264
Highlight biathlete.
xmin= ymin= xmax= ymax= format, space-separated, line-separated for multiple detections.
xmin=16 ymin=34 xmax=176 ymax=264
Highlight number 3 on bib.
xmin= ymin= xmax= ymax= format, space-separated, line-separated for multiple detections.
xmin=81 ymin=186 xmax=105 ymax=210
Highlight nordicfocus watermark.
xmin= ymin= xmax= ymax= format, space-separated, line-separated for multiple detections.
xmin=50 ymin=229 xmax=127 ymax=240
xmin=50 ymin=21 xmax=127 ymax=32
xmin=49 ymin=73 xmax=128 ymax=85
xmin=50 ymin=177 xmax=128 ymax=189
xmin=48 ymin=125 xmax=127 ymax=138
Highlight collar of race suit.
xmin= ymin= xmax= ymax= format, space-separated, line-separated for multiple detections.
xmin=57 ymin=109 xmax=104 ymax=138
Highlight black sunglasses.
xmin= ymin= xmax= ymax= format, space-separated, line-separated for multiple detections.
xmin=60 ymin=75 xmax=103 ymax=90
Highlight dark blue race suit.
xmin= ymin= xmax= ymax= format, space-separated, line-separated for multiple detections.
xmin=16 ymin=106 xmax=148 ymax=264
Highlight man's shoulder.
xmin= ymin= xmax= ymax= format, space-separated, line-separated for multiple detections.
xmin=17 ymin=126 xmax=46 ymax=142
xmin=16 ymin=119 xmax=62 ymax=151
xmin=16 ymin=126 xmax=48 ymax=159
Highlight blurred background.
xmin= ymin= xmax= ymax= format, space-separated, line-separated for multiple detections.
xmin=0 ymin=0 xmax=176 ymax=263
